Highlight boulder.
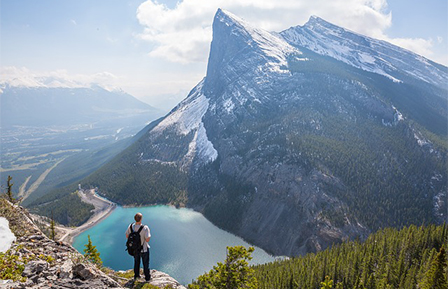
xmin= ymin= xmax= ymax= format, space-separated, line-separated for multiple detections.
xmin=72 ymin=263 xmax=96 ymax=280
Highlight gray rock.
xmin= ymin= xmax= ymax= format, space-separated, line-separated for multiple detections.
xmin=51 ymin=278 xmax=109 ymax=289
xmin=72 ymin=263 xmax=96 ymax=280
xmin=30 ymin=275 xmax=39 ymax=283
xmin=59 ymin=259 xmax=74 ymax=279
xmin=22 ymin=260 xmax=49 ymax=277
xmin=148 ymin=270 xmax=187 ymax=289
xmin=18 ymin=247 xmax=32 ymax=255
xmin=100 ymin=276 xmax=122 ymax=288
xmin=28 ymin=235 xmax=45 ymax=241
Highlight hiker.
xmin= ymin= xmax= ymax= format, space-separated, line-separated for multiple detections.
xmin=125 ymin=212 xmax=151 ymax=281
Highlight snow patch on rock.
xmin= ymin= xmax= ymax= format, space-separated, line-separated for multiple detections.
xmin=223 ymin=98 xmax=235 ymax=114
xmin=392 ymin=105 xmax=404 ymax=122
xmin=152 ymin=79 xmax=218 ymax=164
xmin=185 ymin=122 xmax=218 ymax=164
xmin=0 ymin=217 xmax=15 ymax=253
xmin=153 ymin=80 xmax=208 ymax=135
xmin=412 ymin=129 xmax=432 ymax=148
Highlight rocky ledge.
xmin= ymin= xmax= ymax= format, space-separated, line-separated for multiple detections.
xmin=0 ymin=199 xmax=186 ymax=289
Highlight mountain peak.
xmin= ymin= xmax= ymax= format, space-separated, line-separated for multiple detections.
xmin=204 ymin=9 xmax=296 ymax=95
xmin=307 ymin=15 xmax=332 ymax=25
xmin=212 ymin=8 xmax=275 ymax=44
xmin=215 ymin=8 xmax=248 ymax=28
xmin=303 ymin=15 xmax=344 ymax=34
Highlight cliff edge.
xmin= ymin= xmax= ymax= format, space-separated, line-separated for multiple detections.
xmin=0 ymin=198 xmax=186 ymax=289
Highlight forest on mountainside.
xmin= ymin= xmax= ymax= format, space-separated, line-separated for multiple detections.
xmin=253 ymin=224 xmax=448 ymax=288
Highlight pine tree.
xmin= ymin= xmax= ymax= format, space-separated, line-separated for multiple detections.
xmin=83 ymin=235 xmax=102 ymax=266
xmin=419 ymin=246 xmax=448 ymax=289
xmin=189 ymin=246 xmax=258 ymax=289
xmin=6 ymin=176 xmax=14 ymax=203
xmin=321 ymin=275 xmax=333 ymax=289
xmin=50 ymin=211 xmax=56 ymax=241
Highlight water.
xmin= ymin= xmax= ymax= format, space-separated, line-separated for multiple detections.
xmin=72 ymin=206 xmax=276 ymax=285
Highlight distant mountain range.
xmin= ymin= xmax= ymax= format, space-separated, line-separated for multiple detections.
xmin=1 ymin=85 xmax=163 ymax=206
xmin=34 ymin=9 xmax=447 ymax=256
xmin=0 ymin=85 xmax=159 ymax=128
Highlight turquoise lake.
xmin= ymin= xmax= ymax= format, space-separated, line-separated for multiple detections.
xmin=72 ymin=205 xmax=276 ymax=285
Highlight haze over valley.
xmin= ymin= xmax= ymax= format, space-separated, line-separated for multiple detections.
xmin=1 ymin=85 xmax=163 ymax=203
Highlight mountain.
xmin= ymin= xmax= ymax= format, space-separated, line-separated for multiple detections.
xmin=82 ymin=9 xmax=447 ymax=256
xmin=0 ymin=85 xmax=159 ymax=128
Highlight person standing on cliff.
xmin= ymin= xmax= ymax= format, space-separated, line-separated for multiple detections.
xmin=125 ymin=212 xmax=151 ymax=281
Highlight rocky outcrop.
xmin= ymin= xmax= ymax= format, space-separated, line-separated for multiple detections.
xmin=0 ymin=200 xmax=186 ymax=289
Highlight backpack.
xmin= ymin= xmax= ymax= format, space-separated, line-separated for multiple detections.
xmin=126 ymin=223 xmax=144 ymax=256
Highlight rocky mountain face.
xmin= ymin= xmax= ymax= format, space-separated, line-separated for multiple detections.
xmin=86 ymin=9 xmax=447 ymax=256
xmin=0 ymin=199 xmax=186 ymax=289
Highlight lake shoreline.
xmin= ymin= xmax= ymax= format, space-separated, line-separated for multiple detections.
xmin=58 ymin=189 xmax=116 ymax=244
xmin=71 ymin=205 xmax=278 ymax=285
xmin=61 ymin=193 xmax=188 ymax=245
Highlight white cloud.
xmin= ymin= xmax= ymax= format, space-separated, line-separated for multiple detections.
xmin=136 ymin=0 xmax=437 ymax=64
xmin=0 ymin=66 xmax=120 ymax=91
xmin=385 ymin=37 xmax=434 ymax=58
xmin=437 ymin=36 xmax=443 ymax=44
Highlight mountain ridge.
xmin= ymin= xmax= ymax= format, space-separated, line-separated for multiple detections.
xmin=281 ymin=15 xmax=448 ymax=88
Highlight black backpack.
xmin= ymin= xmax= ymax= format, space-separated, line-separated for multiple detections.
xmin=126 ymin=223 xmax=144 ymax=256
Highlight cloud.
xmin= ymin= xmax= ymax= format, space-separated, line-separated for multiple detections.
xmin=71 ymin=19 xmax=77 ymax=25
xmin=385 ymin=37 xmax=434 ymax=58
xmin=136 ymin=0 xmax=436 ymax=64
xmin=0 ymin=67 xmax=120 ymax=91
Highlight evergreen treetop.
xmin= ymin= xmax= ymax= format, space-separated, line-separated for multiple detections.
xmin=83 ymin=235 xmax=102 ymax=266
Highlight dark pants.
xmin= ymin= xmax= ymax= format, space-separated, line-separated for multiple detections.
xmin=134 ymin=250 xmax=150 ymax=280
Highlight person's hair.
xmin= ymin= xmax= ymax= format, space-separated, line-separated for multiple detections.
xmin=134 ymin=213 xmax=143 ymax=222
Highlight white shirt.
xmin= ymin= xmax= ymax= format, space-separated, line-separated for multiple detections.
xmin=126 ymin=223 xmax=151 ymax=252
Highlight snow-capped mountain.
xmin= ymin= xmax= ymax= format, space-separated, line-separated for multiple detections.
xmin=84 ymin=9 xmax=447 ymax=256
xmin=281 ymin=16 xmax=448 ymax=87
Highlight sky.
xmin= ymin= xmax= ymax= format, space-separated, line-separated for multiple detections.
xmin=1 ymin=0 xmax=447 ymax=111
